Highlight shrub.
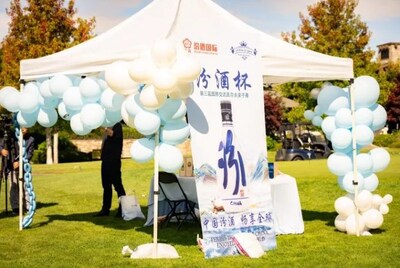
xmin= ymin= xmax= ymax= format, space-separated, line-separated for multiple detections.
xmin=266 ymin=136 xmax=277 ymax=150
xmin=374 ymin=132 xmax=400 ymax=147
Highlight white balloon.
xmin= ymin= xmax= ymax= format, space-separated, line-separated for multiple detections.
xmin=379 ymin=203 xmax=389 ymax=215
xmin=342 ymin=171 xmax=364 ymax=194
xmin=334 ymin=214 xmax=347 ymax=232
xmin=168 ymin=82 xmax=194 ymax=99
xmin=134 ymin=110 xmax=161 ymax=136
xmin=80 ymin=103 xmax=105 ymax=130
xmin=18 ymin=91 xmax=40 ymax=114
xmin=355 ymin=107 xmax=373 ymax=127
xmin=79 ymin=77 xmax=102 ymax=103
xmin=128 ymin=56 xmax=155 ymax=84
xmin=353 ymin=76 xmax=380 ymax=109
xmin=372 ymin=194 xmax=383 ymax=209
xmin=321 ymin=116 xmax=336 ymax=140
xmin=382 ymin=194 xmax=393 ymax=204
xmin=334 ymin=196 xmax=355 ymax=217
xmin=345 ymin=213 xmax=365 ymax=235
xmin=331 ymin=128 xmax=352 ymax=150
xmin=0 ymin=86 xmax=18 ymax=106
xmin=354 ymin=125 xmax=374 ymax=147
xmin=172 ymin=55 xmax=201 ymax=82
xmin=335 ymin=108 xmax=352 ymax=129
xmin=39 ymin=80 xmax=53 ymax=98
xmin=120 ymin=100 xmax=135 ymax=128
xmin=362 ymin=208 xmax=383 ymax=229
xmin=356 ymin=153 xmax=373 ymax=175
xmin=310 ymin=88 xmax=321 ymax=99
xmin=355 ymin=190 xmax=373 ymax=212
xmin=151 ymin=39 xmax=177 ymax=68
xmin=362 ymin=173 xmax=379 ymax=192
xmin=158 ymin=143 xmax=183 ymax=173
xmin=124 ymin=93 xmax=144 ymax=117
xmin=153 ymin=68 xmax=178 ymax=93
xmin=3 ymin=88 xmax=20 ymax=112
xmin=130 ymin=138 xmax=155 ymax=163
xmin=63 ymin=86 xmax=85 ymax=111
xmin=49 ymin=74 xmax=73 ymax=98
xmin=105 ymin=61 xmax=139 ymax=95
xmin=70 ymin=113 xmax=91 ymax=135
xmin=57 ymin=101 xmax=76 ymax=121
xmin=370 ymin=104 xmax=387 ymax=131
xmin=139 ymin=85 xmax=167 ymax=111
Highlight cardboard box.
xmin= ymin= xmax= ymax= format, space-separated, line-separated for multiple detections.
xmin=179 ymin=156 xmax=194 ymax=177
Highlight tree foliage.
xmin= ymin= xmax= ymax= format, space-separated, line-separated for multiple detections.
xmin=278 ymin=0 xmax=381 ymax=112
xmin=264 ymin=91 xmax=284 ymax=137
xmin=386 ymin=73 xmax=400 ymax=133
xmin=0 ymin=0 xmax=96 ymax=87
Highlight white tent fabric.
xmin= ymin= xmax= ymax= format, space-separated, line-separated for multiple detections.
xmin=20 ymin=0 xmax=353 ymax=83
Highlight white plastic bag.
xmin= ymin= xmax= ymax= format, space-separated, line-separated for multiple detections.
xmin=119 ymin=194 xmax=145 ymax=221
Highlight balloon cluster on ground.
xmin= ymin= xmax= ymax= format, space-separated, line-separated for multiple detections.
xmin=0 ymin=39 xmax=201 ymax=173
xmin=304 ymin=76 xmax=393 ymax=235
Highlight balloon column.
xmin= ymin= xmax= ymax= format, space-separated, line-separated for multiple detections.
xmin=304 ymin=76 xmax=393 ymax=236
xmin=0 ymin=39 xmax=201 ymax=227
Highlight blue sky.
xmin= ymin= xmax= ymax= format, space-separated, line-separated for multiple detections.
xmin=1 ymin=0 xmax=399 ymax=54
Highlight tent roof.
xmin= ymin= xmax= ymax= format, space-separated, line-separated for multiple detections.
xmin=20 ymin=0 xmax=353 ymax=84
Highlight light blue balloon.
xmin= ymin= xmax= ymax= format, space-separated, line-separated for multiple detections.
xmin=63 ymin=86 xmax=85 ymax=111
xmin=342 ymin=171 xmax=364 ymax=194
xmin=335 ymin=108 xmax=352 ymax=129
xmin=311 ymin=115 xmax=323 ymax=127
xmin=160 ymin=119 xmax=190 ymax=145
xmin=79 ymin=77 xmax=101 ymax=103
xmin=158 ymin=143 xmax=183 ymax=173
xmin=70 ymin=113 xmax=91 ymax=135
xmin=362 ymin=173 xmax=379 ymax=192
xmin=130 ymin=138 xmax=155 ymax=163
xmin=332 ymin=142 xmax=353 ymax=155
xmin=49 ymin=74 xmax=73 ymax=98
xmin=102 ymin=109 xmax=122 ymax=127
xmin=369 ymin=147 xmax=390 ymax=172
xmin=303 ymin=110 xmax=315 ymax=121
xmin=327 ymin=152 xmax=353 ymax=176
xmin=337 ymin=176 xmax=345 ymax=190
xmin=17 ymin=110 xmax=38 ymax=128
xmin=37 ymin=107 xmax=58 ymax=127
xmin=331 ymin=128 xmax=352 ymax=150
xmin=355 ymin=107 xmax=373 ymax=127
xmin=314 ymin=105 xmax=322 ymax=116
xmin=370 ymin=104 xmax=387 ymax=131
xmin=317 ymin=85 xmax=347 ymax=115
xmin=356 ymin=153 xmax=373 ymax=175
xmin=134 ymin=110 xmax=161 ymax=136
xmin=158 ymin=98 xmax=187 ymax=123
xmin=100 ymin=88 xmax=124 ymax=112
xmin=39 ymin=94 xmax=60 ymax=109
xmin=80 ymin=103 xmax=105 ymax=130
xmin=321 ymin=116 xmax=336 ymax=140
xmin=354 ymin=125 xmax=374 ymax=147
xmin=353 ymin=76 xmax=380 ymax=109
xmin=326 ymin=96 xmax=349 ymax=116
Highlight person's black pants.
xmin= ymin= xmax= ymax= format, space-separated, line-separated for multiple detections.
xmin=101 ymin=160 xmax=126 ymax=212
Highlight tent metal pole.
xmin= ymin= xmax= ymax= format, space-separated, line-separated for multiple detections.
xmin=18 ymin=82 xmax=24 ymax=231
xmin=153 ymin=131 xmax=160 ymax=257
xmin=349 ymin=80 xmax=360 ymax=236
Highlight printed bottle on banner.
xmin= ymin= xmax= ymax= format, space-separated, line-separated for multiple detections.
xmin=216 ymin=100 xmax=249 ymax=213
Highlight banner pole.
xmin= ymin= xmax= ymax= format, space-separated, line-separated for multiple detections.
xmin=152 ymin=131 xmax=160 ymax=257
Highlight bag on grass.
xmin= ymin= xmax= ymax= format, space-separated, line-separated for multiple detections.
xmin=119 ymin=193 xmax=145 ymax=221
xmin=232 ymin=232 xmax=264 ymax=258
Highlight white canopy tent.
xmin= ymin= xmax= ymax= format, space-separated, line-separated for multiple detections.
xmin=17 ymin=0 xmax=356 ymax=256
xmin=20 ymin=0 xmax=353 ymax=83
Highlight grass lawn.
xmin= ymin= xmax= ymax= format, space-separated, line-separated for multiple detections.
xmin=0 ymin=150 xmax=399 ymax=267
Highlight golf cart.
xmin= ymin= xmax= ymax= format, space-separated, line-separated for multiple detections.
xmin=275 ymin=122 xmax=332 ymax=161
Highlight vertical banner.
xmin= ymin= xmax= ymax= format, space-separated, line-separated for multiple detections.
xmin=184 ymin=35 xmax=276 ymax=258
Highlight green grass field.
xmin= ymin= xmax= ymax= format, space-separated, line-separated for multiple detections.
xmin=0 ymin=151 xmax=399 ymax=267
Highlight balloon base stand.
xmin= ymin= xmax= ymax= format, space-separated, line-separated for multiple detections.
xmin=122 ymin=243 xmax=180 ymax=259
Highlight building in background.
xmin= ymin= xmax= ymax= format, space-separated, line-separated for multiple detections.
xmin=377 ymin=42 xmax=400 ymax=68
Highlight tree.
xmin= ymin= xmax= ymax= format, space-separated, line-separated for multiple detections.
xmin=264 ymin=90 xmax=284 ymax=138
xmin=0 ymin=0 xmax=96 ymax=163
xmin=279 ymin=0 xmax=381 ymax=113
xmin=386 ymin=73 xmax=400 ymax=133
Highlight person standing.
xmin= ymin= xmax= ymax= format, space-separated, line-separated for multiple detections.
xmin=0 ymin=127 xmax=35 ymax=215
xmin=96 ymin=122 xmax=126 ymax=217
